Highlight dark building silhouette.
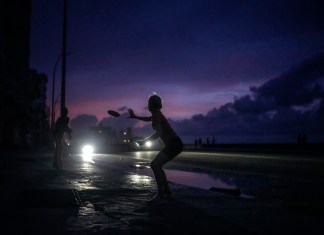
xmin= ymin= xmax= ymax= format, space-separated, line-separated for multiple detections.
xmin=28 ymin=69 xmax=50 ymax=146
xmin=1 ymin=1 xmax=49 ymax=148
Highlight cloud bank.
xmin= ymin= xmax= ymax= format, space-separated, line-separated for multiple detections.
xmin=171 ymin=53 xmax=324 ymax=142
xmin=71 ymin=53 xmax=324 ymax=143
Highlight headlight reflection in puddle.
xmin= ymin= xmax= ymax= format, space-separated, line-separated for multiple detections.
xmin=82 ymin=154 xmax=95 ymax=163
xmin=128 ymin=174 xmax=151 ymax=185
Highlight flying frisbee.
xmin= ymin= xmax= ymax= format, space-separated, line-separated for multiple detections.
xmin=107 ymin=110 xmax=120 ymax=117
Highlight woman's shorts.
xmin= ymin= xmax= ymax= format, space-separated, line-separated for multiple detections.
xmin=161 ymin=137 xmax=183 ymax=159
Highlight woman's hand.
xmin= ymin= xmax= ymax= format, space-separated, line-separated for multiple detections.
xmin=128 ymin=108 xmax=136 ymax=118
xmin=134 ymin=140 xmax=144 ymax=148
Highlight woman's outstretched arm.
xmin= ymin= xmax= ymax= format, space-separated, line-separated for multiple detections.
xmin=128 ymin=108 xmax=152 ymax=122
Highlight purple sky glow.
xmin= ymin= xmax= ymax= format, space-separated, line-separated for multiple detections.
xmin=30 ymin=0 xmax=324 ymax=143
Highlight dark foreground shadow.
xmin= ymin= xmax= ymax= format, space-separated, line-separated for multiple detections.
xmin=131 ymin=198 xmax=251 ymax=234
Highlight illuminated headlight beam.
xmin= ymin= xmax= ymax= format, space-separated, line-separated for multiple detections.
xmin=145 ymin=141 xmax=152 ymax=148
xmin=81 ymin=144 xmax=94 ymax=163
xmin=82 ymin=145 xmax=94 ymax=154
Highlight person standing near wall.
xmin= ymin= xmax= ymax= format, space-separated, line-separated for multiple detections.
xmin=53 ymin=107 xmax=71 ymax=169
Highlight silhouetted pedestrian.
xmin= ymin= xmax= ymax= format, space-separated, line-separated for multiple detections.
xmin=53 ymin=107 xmax=72 ymax=169
xmin=302 ymin=133 xmax=308 ymax=144
xmin=194 ymin=139 xmax=198 ymax=149
xmin=297 ymin=133 xmax=308 ymax=144
xmin=198 ymin=138 xmax=202 ymax=146
xmin=128 ymin=93 xmax=183 ymax=204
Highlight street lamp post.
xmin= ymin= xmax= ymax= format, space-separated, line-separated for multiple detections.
xmin=61 ymin=0 xmax=68 ymax=115
xmin=51 ymin=54 xmax=63 ymax=131
xmin=50 ymin=0 xmax=68 ymax=146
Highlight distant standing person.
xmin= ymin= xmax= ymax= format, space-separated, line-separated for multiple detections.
xmin=128 ymin=93 xmax=183 ymax=203
xmin=198 ymin=138 xmax=202 ymax=146
xmin=53 ymin=107 xmax=72 ymax=169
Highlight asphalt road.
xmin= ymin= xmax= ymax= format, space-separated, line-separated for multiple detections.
xmin=76 ymin=150 xmax=324 ymax=202
xmin=2 ymin=147 xmax=322 ymax=234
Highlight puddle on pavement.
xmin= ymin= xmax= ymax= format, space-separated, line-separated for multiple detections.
xmin=67 ymin=179 xmax=100 ymax=190
xmin=169 ymin=169 xmax=236 ymax=189
xmin=130 ymin=164 xmax=255 ymax=199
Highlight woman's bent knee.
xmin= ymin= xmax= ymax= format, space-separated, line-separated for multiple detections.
xmin=150 ymin=160 xmax=159 ymax=170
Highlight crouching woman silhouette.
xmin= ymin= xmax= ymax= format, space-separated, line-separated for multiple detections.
xmin=128 ymin=93 xmax=183 ymax=204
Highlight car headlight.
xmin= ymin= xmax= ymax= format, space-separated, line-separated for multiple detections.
xmin=82 ymin=144 xmax=94 ymax=155
xmin=145 ymin=141 xmax=152 ymax=148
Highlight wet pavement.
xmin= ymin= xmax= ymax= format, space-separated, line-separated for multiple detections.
xmin=0 ymin=148 xmax=323 ymax=234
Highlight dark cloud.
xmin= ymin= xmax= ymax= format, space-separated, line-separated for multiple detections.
xmin=170 ymin=53 xmax=324 ymax=141
xmin=70 ymin=114 xmax=98 ymax=135
xmin=232 ymin=95 xmax=275 ymax=114
xmin=251 ymin=53 xmax=324 ymax=107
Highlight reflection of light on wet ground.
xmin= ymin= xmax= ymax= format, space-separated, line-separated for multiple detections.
xmin=134 ymin=151 xmax=156 ymax=159
xmin=80 ymin=162 xmax=96 ymax=173
xmin=128 ymin=174 xmax=151 ymax=184
xmin=130 ymin=163 xmax=150 ymax=169
xmin=81 ymin=153 xmax=95 ymax=163
xmin=67 ymin=179 xmax=100 ymax=190
xmin=128 ymin=164 xmax=255 ymax=199
xmin=165 ymin=169 xmax=236 ymax=190
xmin=165 ymin=170 xmax=255 ymax=199
xmin=128 ymin=164 xmax=236 ymax=190
xmin=78 ymin=202 xmax=96 ymax=216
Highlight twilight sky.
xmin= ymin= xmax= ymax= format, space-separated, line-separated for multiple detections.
xmin=30 ymin=0 xmax=324 ymax=143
